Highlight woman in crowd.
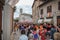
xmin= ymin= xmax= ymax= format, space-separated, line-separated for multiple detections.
xmin=39 ymin=24 xmax=46 ymax=40
xmin=33 ymin=28 xmax=39 ymax=40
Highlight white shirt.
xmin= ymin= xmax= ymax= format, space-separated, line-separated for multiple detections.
xmin=29 ymin=33 xmax=34 ymax=38
xmin=19 ymin=34 xmax=28 ymax=40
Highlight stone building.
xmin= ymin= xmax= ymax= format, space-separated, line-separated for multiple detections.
xmin=32 ymin=0 xmax=60 ymax=25
xmin=32 ymin=0 xmax=40 ymax=24
xmin=2 ymin=0 xmax=19 ymax=40
xmin=19 ymin=13 xmax=32 ymax=23
xmin=19 ymin=9 xmax=32 ymax=23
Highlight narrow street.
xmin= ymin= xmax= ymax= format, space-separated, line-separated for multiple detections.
xmin=0 ymin=0 xmax=60 ymax=40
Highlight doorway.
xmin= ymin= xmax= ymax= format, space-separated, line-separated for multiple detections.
xmin=57 ymin=16 xmax=60 ymax=26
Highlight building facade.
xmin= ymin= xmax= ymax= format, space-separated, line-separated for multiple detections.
xmin=19 ymin=9 xmax=32 ymax=23
xmin=32 ymin=0 xmax=40 ymax=24
xmin=19 ymin=13 xmax=32 ymax=23
xmin=2 ymin=0 xmax=19 ymax=40
xmin=32 ymin=0 xmax=60 ymax=25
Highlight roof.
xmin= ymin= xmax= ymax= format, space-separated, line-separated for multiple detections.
xmin=38 ymin=0 xmax=53 ymax=8
xmin=32 ymin=0 xmax=37 ymax=8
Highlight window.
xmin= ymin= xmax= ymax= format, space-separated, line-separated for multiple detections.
xmin=47 ymin=6 xmax=52 ymax=12
xmin=58 ymin=2 xmax=60 ymax=10
xmin=40 ymin=9 xmax=43 ymax=18
xmin=47 ymin=5 xmax=52 ymax=17
xmin=41 ymin=9 xmax=43 ymax=15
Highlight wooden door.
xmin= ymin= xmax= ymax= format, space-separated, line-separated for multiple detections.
xmin=57 ymin=16 xmax=60 ymax=26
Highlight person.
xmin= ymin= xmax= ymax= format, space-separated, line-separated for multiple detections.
xmin=35 ymin=25 xmax=39 ymax=33
xmin=28 ymin=32 xmax=34 ymax=40
xmin=35 ymin=25 xmax=38 ymax=30
xmin=33 ymin=28 xmax=39 ymax=40
xmin=20 ymin=25 xmax=25 ymax=30
xmin=30 ymin=24 xmax=34 ymax=30
xmin=47 ymin=23 xmax=51 ymax=31
xmin=39 ymin=24 xmax=45 ymax=40
xmin=45 ymin=32 xmax=52 ymax=40
xmin=27 ymin=29 xmax=31 ymax=36
xmin=54 ymin=24 xmax=60 ymax=40
xmin=50 ymin=24 xmax=56 ymax=40
xmin=43 ymin=23 xmax=47 ymax=29
xmin=19 ymin=30 xmax=28 ymax=40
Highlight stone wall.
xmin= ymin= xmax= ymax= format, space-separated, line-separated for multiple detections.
xmin=32 ymin=0 xmax=40 ymax=24
xmin=2 ymin=0 xmax=19 ymax=40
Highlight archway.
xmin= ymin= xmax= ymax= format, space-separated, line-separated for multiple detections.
xmin=2 ymin=0 xmax=19 ymax=40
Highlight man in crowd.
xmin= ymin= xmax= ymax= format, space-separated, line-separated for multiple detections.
xmin=54 ymin=24 xmax=60 ymax=40
xmin=19 ymin=30 xmax=28 ymax=40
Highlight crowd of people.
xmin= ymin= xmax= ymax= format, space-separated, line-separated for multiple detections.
xmin=14 ymin=23 xmax=60 ymax=40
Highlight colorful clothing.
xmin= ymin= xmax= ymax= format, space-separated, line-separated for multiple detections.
xmin=39 ymin=30 xmax=45 ymax=40
xmin=33 ymin=31 xmax=38 ymax=40
xmin=19 ymin=35 xmax=28 ymax=40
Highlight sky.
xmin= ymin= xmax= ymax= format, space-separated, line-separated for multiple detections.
xmin=14 ymin=0 xmax=34 ymax=19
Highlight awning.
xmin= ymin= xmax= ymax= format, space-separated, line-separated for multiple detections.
xmin=38 ymin=19 xmax=43 ymax=23
xmin=44 ymin=19 xmax=52 ymax=22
